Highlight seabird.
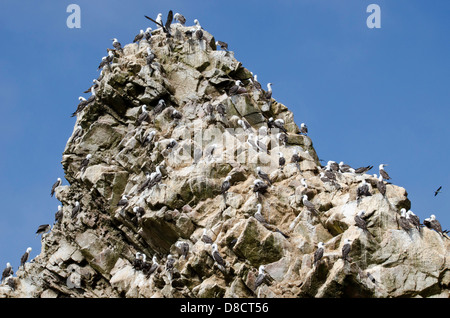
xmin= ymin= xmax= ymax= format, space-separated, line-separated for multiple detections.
xmin=254 ymin=204 xmax=268 ymax=225
xmin=97 ymin=51 xmax=114 ymax=71
xmin=1 ymin=263 xmax=13 ymax=283
xmin=211 ymin=243 xmax=226 ymax=271
xmin=268 ymin=117 xmax=287 ymax=133
xmin=354 ymin=210 xmax=373 ymax=237
xmin=299 ymin=123 xmax=308 ymax=135
xmin=5 ymin=275 xmax=15 ymax=291
xmin=148 ymin=166 xmax=163 ymax=189
xmin=356 ymin=179 xmax=372 ymax=200
xmin=174 ymin=12 xmax=186 ymax=25
xmin=301 ymin=178 xmax=308 ymax=189
xmin=133 ymin=29 xmax=145 ymax=43
xmin=71 ymin=201 xmax=81 ymax=218
xmin=80 ymin=154 xmax=92 ymax=172
xmin=71 ymin=125 xmax=83 ymax=142
xmin=229 ymin=80 xmax=247 ymax=95
xmin=216 ymin=103 xmax=226 ymax=117
xmin=84 ymin=79 xmax=101 ymax=93
xmin=328 ymin=161 xmax=339 ymax=172
xmin=376 ymin=175 xmax=386 ymax=196
xmin=50 ymin=178 xmax=62 ymax=197
xmin=138 ymin=173 xmax=152 ymax=193
xmin=72 ymin=96 xmax=94 ymax=117
xmin=302 ymin=195 xmax=318 ymax=215
xmin=20 ymin=247 xmax=32 ymax=269
xmin=143 ymin=256 xmax=159 ymax=278
xmin=202 ymin=229 xmax=214 ymax=245
xmin=342 ymin=239 xmax=351 ymax=262
xmin=313 ymin=242 xmax=324 ymax=267
xmin=153 ymin=99 xmax=166 ymax=115
xmin=176 ymin=241 xmax=190 ymax=259
xmin=424 ymin=214 xmax=445 ymax=237
xmin=55 ymin=205 xmax=63 ymax=224
xmin=133 ymin=252 xmax=144 ymax=271
xmin=256 ymin=167 xmax=272 ymax=186
xmin=291 ymin=150 xmax=301 ymax=172
xmin=155 ymin=13 xmax=163 ymax=27
xmin=246 ymin=133 xmax=260 ymax=152
xmin=264 ymin=83 xmax=273 ymax=100
xmin=142 ymin=130 xmax=156 ymax=147
xmin=406 ymin=210 xmax=421 ymax=231
xmin=255 ymin=265 xmax=267 ymax=289
xmin=133 ymin=206 xmax=145 ymax=219
xmin=111 ymin=38 xmax=123 ymax=52
xmin=277 ymin=132 xmax=288 ymax=146
xmin=434 ymin=186 xmax=442 ymax=197
xmin=117 ymin=195 xmax=130 ymax=212
xmin=35 ymin=224 xmax=51 ymax=237
xmin=144 ymin=27 xmax=152 ymax=41
xmin=278 ymin=152 xmax=286 ymax=170
xmin=171 ymin=109 xmax=182 ymax=120
xmin=216 ymin=40 xmax=228 ymax=51
xmin=166 ymin=138 xmax=177 ymax=150
xmin=136 ymin=105 xmax=150 ymax=126
xmin=339 ymin=162 xmax=353 ymax=173
xmin=165 ymin=254 xmax=175 ymax=280
xmin=319 ymin=172 xmax=334 ymax=184
xmin=399 ymin=209 xmax=413 ymax=232
xmin=354 ymin=165 xmax=373 ymax=174
xmin=221 ymin=175 xmax=232 ymax=203
xmin=254 ymin=134 xmax=270 ymax=154
xmin=238 ymin=119 xmax=252 ymax=131
xmin=253 ymin=179 xmax=269 ymax=197
xmin=145 ymin=11 xmax=173 ymax=36
xmin=379 ymin=164 xmax=391 ymax=180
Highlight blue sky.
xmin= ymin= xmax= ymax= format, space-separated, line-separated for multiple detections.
xmin=0 ymin=0 xmax=448 ymax=273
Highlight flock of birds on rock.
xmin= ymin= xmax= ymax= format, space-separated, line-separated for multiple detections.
xmin=2 ymin=10 xmax=448 ymax=295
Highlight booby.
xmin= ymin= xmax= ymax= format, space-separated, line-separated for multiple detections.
xmin=238 ymin=119 xmax=252 ymax=131
xmin=111 ymin=38 xmax=123 ymax=52
xmin=216 ymin=103 xmax=226 ymax=116
xmin=264 ymin=83 xmax=273 ymax=100
xmin=84 ymin=79 xmax=101 ymax=93
xmin=255 ymin=265 xmax=267 ymax=289
xmin=356 ymin=179 xmax=371 ymax=199
xmin=434 ymin=186 xmax=442 ymax=197
xmin=278 ymin=152 xmax=286 ymax=170
xmin=313 ymin=242 xmax=324 ymax=267
xmin=176 ymin=241 xmax=190 ymax=259
xmin=71 ymin=201 xmax=81 ymax=218
xmin=299 ymin=123 xmax=308 ymax=135
xmin=133 ymin=29 xmax=145 ymax=43
xmin=55 ymin=205 xmax=63 ymax=224
xmin=302 ymin=195 xmax=318 ymax=215
xmin=424 ymin=215 xmax=445 ymax=236
xmin=202 ymin=229 xmax=214 ymax=245
xmin=246 ymin=133 xmax=259 ymax=152
xmin=35 ymin=224 xmax=51 ymax=237
xmin=319 ymin=172 xmax=334 ymax=184
xmin=136 ymin=105 xmax=150 ymax=126
xmin=354 ymin=210 xmax=373 ymax=237
xmin=71 ymin=125 xmax=83 ymax=142
xmin=142 ymin=130 xmax=156 ymax=147
xmin=138 ymin=173 xmax=152 ymax=193
xmin=229 ymin=80 xmax=247 ymax=95
xmin=80 ymin=154 xmax=92 ymax=172
xmin=1 ymin=263 xmax=13 ymax=283
xmin=291 ymin=150 xmax=301 ymax=172
xmin=253 ymin=179 xmax=269 ymax=197
xmin=339 ymin=162 xmax=353 ymax=173
xmin=166 ymin=138 xmax=177 ymax=150
xmin=71 ymin=96 xmax=94 ymax=117
xmin=277 ymin=132 xmax=288 ymax=146
xmin=144 ymin=27 xmax=152 ymax=41
xmin=116 ymin=195 xmax=130 ymax=211
xmin=342 ymin=239 xmax=351 ymax=262
xmin=133 ymin=252 xmax=144 ymax=270
xmin=354 ymin=165 xmax=373 ymax=174
xmin=256 ymin=167 xmax=272 ymax=185
xmin=97 ymin=51 xmax=114 ymax=71
xmin=50 ymin=178 xmax=62 ymax=197
xmin=5 ymin=275 xmax=15 ymax=291
xmin=211 ymin=243 xmax=226 ymax=271
xmin=174 ymin=12 xmax=186 ymax=25
xmin=20 ymin=247 xmax=32 ymax=269
xmin=171 ymin=109 xmax=182 ymax=120
xmin=328 ymin=161 xmax=339 ymax=172
xmin=143 ymin=256 xmax=159 ymax=278
xmin=153 ymin=99 xmax=167 ymax=115
xmin=148 ymin=166 xmax=163 ymax=189
xmin=165 ymin=254 xmax=175 ymax=280
xmin=406 ymin=210 xmax=421 ymax=231
xmin=268 ymin=117 xmax=287 ymax=133
xmin=221 ymin=175 xmax=232 ymax=202
xmin=399 ymin=209 xmax=413 ymax=232
xmin=155 ymin=13 xmax=163 ymax=27
xmin=216 ymin=40 xmax=228 ymax=51
xmin=379 ymin=164 xmax=391 ymax=180
xmin=254 ymin=204 xmax=268 ymax=226
xmin=255 ymin=134 xmax=270 ymax=154
xmin=133 ymin=206 xmax=145 ymax=219
xmin=376 ymin=175 xmax=386 ymax=196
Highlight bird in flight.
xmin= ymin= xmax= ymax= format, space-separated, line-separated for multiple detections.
xmin=434 ymin=186 xmax=442 ymax=197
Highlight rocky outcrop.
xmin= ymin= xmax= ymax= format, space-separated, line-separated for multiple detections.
xmin=1 ymin=23 xmax=449 ymax=298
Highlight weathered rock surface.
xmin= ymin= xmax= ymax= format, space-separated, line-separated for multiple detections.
xmin=1 ymin=23 xmax=449 ymax=299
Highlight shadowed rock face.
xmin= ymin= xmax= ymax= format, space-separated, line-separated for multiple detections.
xmin=2 ymin=23 xmax=449 ymax=299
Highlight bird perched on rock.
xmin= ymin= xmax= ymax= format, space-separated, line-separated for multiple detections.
xmin=354 ymin=210 xmax=373 ymax=237
xmin=71 ymin=201 xmax=81 ymax=219
xmin=342 ymin=239 xmax=352 ymax=262
xmin=80 ymin=154 xmax=92 ymax=172
xmin=136 ymin=105 xmax=150 ymax=126
xmin=379 ymin=164 xmax=391 ymax=180
xmin=264 ymin=83 xmax=273 ymax=100
xmin=268 ymin=117 xmax=287 ymax=134
xmin=221 ymin=175 xmax=232 ymax=203
xmin=133 ymin=252 xmax=145 ymax=271
xmin=229 ymin=80 xmax=247 ymax=96
xmin=144 ymin=27 xmax=152 ymax=41
xmin=20 ymin=247 xmax=32 ymax=270
xmin=406 ymin=210 xmax=421 ymax=231
xmin=202 ymin=228 xmax=214 ymax=245
xmin=174 ymin=12 xmax=186 ymax=25
xmin=111 ymin=38 xmax=123 ymax=52
xmin=165 ymin=254 xmax=176 ymax=280
xmin=398 ymin=208 xmax=413 ymax=233
xmin=253 ymin=179 xmax=269 ymax=198
xmin=54 ymin=205 xmax=63 ymax=224
xmin=176 ymin=241 xmax=190 ymax=259
xmin=211 ymin=243 xmax=226 ymax=272
xmin=376 ymin=175 xmax=386 ymax=196
xmin=133 ymin=29 xmax=145 ymax=43
xmin=424 ymin=214 xmax=447 ymax=237
xmin=356 ymin=179 xmax=372 ymax=200
xmin=50 ymin=178 xmax=62 ymax=197
xmin=255 ymin=265 xmax=268 ymax=289
xmin=35 ymin=224 xmax=51 ymax=237
xmin=299 ymin=123 xmax=308 ymax=135
xmin=302 ymin=195 xmax=318 ymax=215
xmin=278 ymin=152 xmax=286 ymax=171
xmin=1 ymin=263 xmax=13 ymax=283
xmin=256 ymin=167 xmax=272 ymax=186
xmin=313 ymin=242 xmax=324 ymax=267
xmin=216 ymin=40 xmax=228 ymax=51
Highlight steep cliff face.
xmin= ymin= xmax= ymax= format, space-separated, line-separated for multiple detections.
xmin=2 ymin=24 xmax=449 ymax=298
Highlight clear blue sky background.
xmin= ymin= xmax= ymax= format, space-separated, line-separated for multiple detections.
xmin=0 ymin=0 xmax=448 ymax=273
